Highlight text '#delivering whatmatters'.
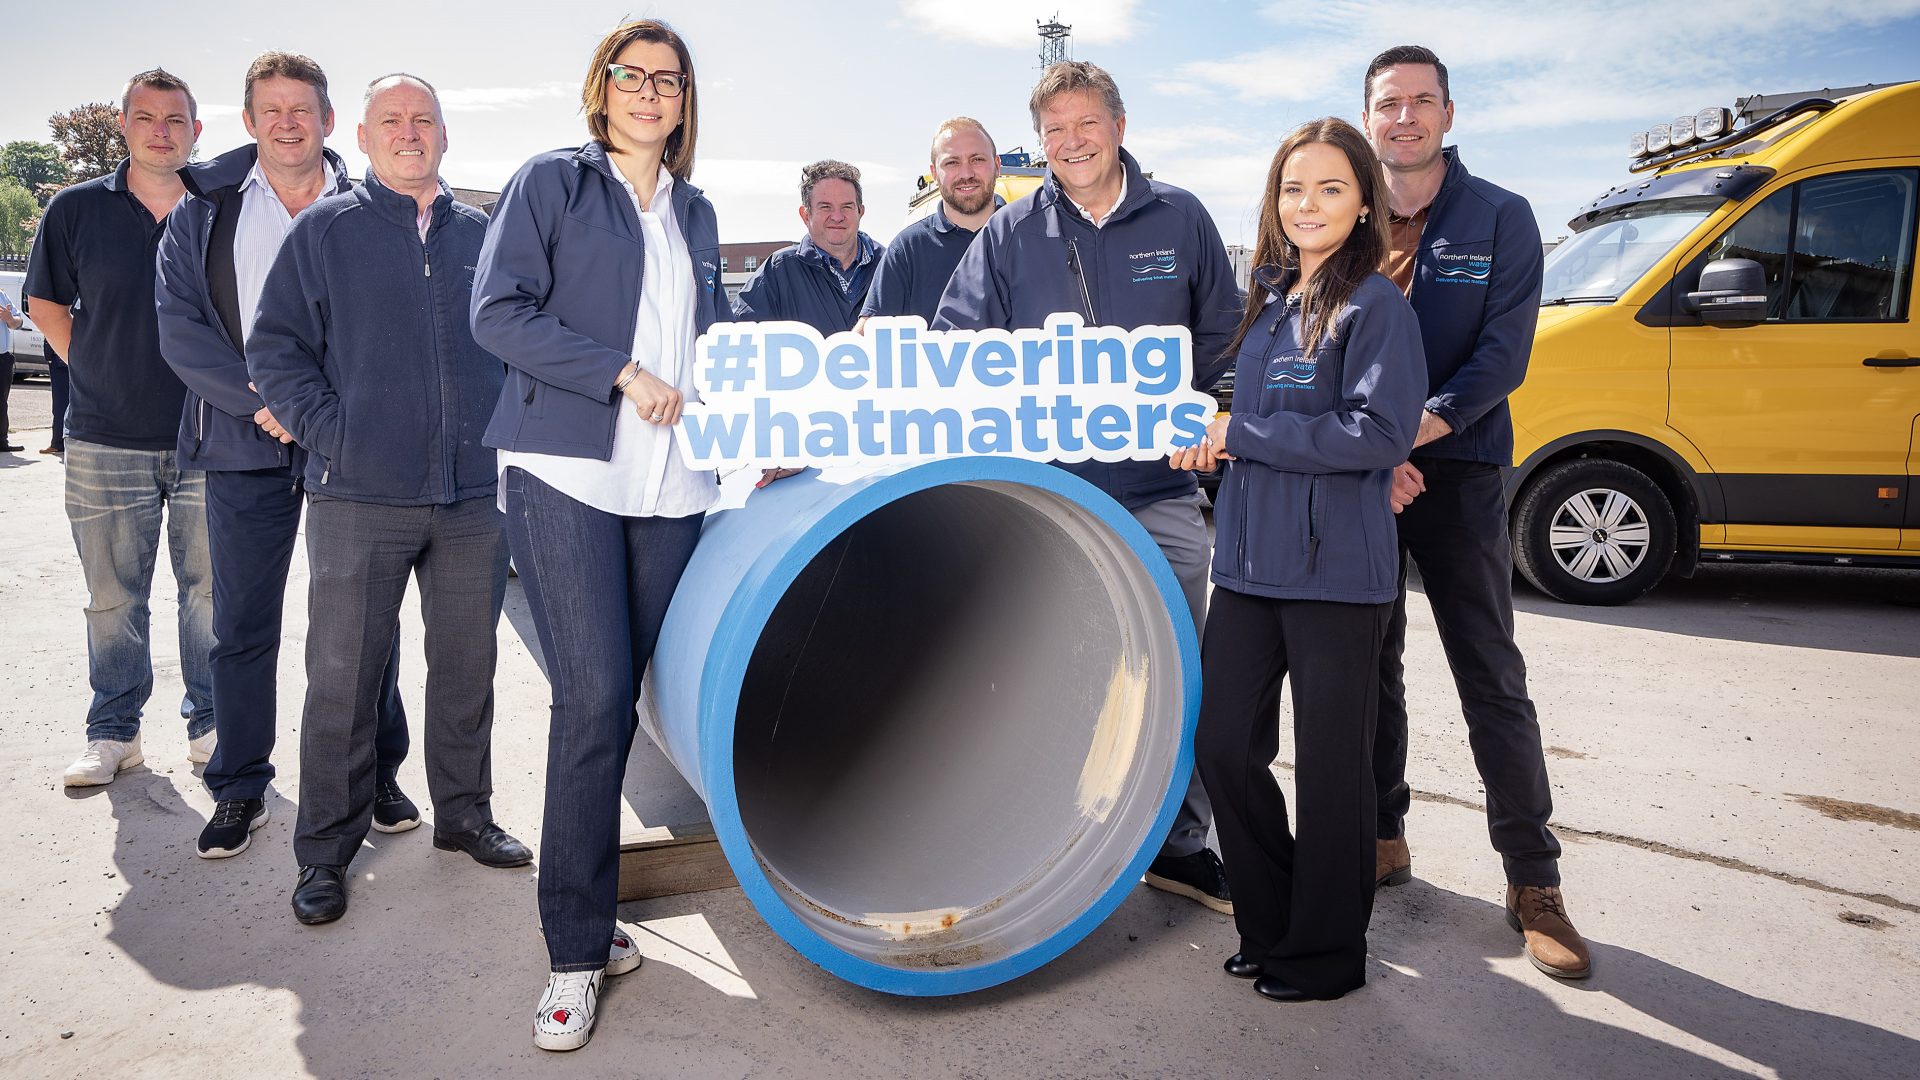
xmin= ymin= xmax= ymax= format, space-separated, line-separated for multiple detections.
xmin=675 ymin=315 xmax=1219 ymax=470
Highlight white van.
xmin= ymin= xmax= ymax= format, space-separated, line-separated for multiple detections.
xmin=0 ymin=269 xmax=50 ymax=378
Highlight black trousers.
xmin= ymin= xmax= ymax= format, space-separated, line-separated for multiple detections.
xmin=0 ymin=351 xmax=14 ymax=441
xmin=202 ymin=464 xmax=409 ymax=801
xmin=1196 ymin=586 xmax=1391 ymax=999
xmin=1374 ymin=456 xmax=1561 ymax=885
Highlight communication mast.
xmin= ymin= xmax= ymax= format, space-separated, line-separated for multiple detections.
xmin=1037 ymin=15 xmax=1071 ymax=70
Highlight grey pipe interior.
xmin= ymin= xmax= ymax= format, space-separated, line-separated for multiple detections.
xmin=732 ymin=480 xmax=1184 ymax=968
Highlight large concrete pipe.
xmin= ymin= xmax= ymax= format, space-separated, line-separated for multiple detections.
xmin=643 ymin=457 xmax=1199 ymax=995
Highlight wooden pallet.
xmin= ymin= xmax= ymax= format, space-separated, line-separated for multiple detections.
xmin=614 ymin=718 xmax=736 ymax=901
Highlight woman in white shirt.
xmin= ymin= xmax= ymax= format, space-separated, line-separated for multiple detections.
xmin=470 ymin=19 xmax=729 ymax=1052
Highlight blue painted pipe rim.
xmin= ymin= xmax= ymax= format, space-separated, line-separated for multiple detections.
xmin=691 ymin=457 xmax=1202 ymax=995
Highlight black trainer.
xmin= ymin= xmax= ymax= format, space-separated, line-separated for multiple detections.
xmin=196 ymin=798 xmax=268 ymax=859
xmin=372 ymin=777 xmax=421 ymax=834
xmin=1144 ymin=848 xmax=1234 ymax=915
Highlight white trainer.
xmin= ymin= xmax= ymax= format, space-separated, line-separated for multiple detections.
xmin=187 ymin=729 xmax=218 ymax=765
xmin=607 ymin=927 xmax=643 ymax=977
xmin=533 ymin=969 xmax=604 ymax=1052
xmin=63 ymin=736 xmax=145 ymax=787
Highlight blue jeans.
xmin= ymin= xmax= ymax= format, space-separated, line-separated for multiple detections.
xmin=502 ymin=467 xmax=704 ymax=972
xmin=63 ymin=439 xmax=214 ymax=742
xmin=202 ymin=465 xmax=411 ymax=801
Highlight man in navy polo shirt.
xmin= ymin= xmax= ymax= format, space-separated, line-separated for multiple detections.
xmin=857 ymin=118 xmax=1003 ymax=327
xmin=29 ymin=69 xmax=216 ymax=788
xmin=936 ymin=61 xmax=1241 ymax=915
xmin=732 ymin=159 xmax=883 ymax=334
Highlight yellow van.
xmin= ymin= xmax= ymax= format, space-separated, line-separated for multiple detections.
xmin=1508 ymin=82 xmax=1920 ymax=604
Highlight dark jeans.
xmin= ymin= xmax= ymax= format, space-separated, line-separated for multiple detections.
xmin=502 ymin=467 xmax=704 ymax=972
xmin=1 ymin=352 xmax=14 ymax=441
xmin=202 ymin=464 xmax=409 ymax=801
xmin=294 ymin=494 xmax=507 ymax=868
xmin=1196 ymin=587 xmax=1390 ymax=999
xmin=48 ymin=355 xmax=68 ymax=450
xmin=1374 ymin=456 xmax=1561 ymax=886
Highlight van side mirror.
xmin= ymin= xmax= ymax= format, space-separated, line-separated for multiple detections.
xmin=1686 ymin=258 xmax=1768 ymax=327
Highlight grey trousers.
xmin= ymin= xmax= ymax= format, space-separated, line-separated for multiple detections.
xmin=1132 ymin=490 xmax=1215 ymax=858
xmin=294 ymin=495 xmax=508 ymax=868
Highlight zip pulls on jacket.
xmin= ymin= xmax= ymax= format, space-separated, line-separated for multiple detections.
xmin=1066 ymin=238 xmax=1098 ymax=323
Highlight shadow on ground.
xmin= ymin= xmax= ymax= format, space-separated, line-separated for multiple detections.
xmin=90 ymin=767 xmax=1918 ymax=1079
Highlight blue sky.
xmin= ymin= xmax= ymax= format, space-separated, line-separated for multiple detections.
xmin=6 ymin=0 xmax=1919 ymax=246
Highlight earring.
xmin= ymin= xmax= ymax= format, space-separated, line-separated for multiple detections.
xmin=1359 ymin=212 xmax=1369 ymax=224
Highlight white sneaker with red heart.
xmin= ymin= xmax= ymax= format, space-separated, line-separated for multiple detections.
xmin=533 ymin=929 xmax=644 ymax=1051
xmin=606 ymin=926 xmax=642 ymax=976
xmin=533 ymin=969 xmax=603 ymax=1052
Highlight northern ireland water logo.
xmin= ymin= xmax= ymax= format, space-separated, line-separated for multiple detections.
xmin=1265 ymin=352 xmax=1318 ymax=391
xmin=1434 ymin=250 xmax=1492 ymax=286
xmin=1129 ymin=247 xmax=1178 ymax=283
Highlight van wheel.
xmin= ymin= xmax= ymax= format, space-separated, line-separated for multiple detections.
xmin=1512 ymin=459 xmax=1675 ymax=605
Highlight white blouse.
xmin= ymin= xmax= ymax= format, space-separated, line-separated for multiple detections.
xmin=498 ymin=166 xmax=719 ymax=518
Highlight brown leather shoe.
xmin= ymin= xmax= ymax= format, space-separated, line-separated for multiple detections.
xmin=1374 ymin=836 xmax=1411 ymax=889
xmin=1506 ymin=885 xmax=1592 ymax=979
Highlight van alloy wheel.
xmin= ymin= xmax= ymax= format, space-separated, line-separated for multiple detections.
xmin=1548 ymin=487 xmax=1651 ymax=583
xmin=1512 ymin=458 xmax=1676 ymax=606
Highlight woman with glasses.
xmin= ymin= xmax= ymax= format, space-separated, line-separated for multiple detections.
xmin=470 ymin=18 xmax=723 ymax=1051
xmin=1168 ymin=117 xmax=1425 ymax=1002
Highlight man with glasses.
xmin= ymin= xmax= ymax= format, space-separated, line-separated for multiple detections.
xmin=733 ymin=159 xmax=883 ymax=334
xmin=1360 ymin=44 xmax=1589 ymax=980
xmin=936 ymin=61 xmax=1241 ymax=916
xmin=249 ymin=74 xmax=527 ymax=926
xmin=29 ymin=69 xmax=216 ymax=788
xmin=156 ymin=51 xmax=418 ymax=860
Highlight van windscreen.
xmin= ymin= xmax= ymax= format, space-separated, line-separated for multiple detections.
xmin=1543 ymin=199 xmax=1717 ymax=305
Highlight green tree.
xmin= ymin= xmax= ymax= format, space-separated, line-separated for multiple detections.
xmin=0 ymin=178 xmax=38 ymax=258
xmin=0 ymin=141 xmax=70 ymax=206
xmin=48 ymin=103 xmax=127 ymax=184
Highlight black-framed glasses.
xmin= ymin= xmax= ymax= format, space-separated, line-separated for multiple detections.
xmin=606 ymin=64 xmax=688 ymax=97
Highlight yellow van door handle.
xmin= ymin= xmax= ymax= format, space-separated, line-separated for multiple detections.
xmin=1861 ymin=353 xmax=1918 ymax=367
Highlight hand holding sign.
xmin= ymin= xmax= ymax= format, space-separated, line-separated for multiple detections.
xmin=619 ymin=363 xmax=684 ymax=426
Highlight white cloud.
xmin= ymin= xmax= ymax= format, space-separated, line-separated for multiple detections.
xmin=897 ymin=0 xmax=1144 ymax=49
xmin=1198 ymin=0 xmax=1920 ymax=133
xmin=437 ymin=82 xmax=573 ymax=112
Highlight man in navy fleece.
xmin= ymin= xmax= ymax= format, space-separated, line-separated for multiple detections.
xmin=248 ymin=74 xmax=529 ymax=927
xmin=1360 ymin=44 xmax=1589 ymax=980
xmin=935 ymin=60 xmax=1241 ymax=916
xmin=732 ymin=159 xmax=883 ymax=334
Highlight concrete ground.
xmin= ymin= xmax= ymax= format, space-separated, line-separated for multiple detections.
xmin=2 ymin=424 xmax=1917 ymax=1079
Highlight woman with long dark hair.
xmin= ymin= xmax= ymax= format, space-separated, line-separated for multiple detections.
xmin=469 ymin=19 xmax=724 ymax=1050
xmin=1168 ymin=117 xmax=1426 ymax=1002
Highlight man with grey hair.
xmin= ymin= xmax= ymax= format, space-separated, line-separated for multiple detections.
xmin=936 ymin=61 xmax=1241 ymax=915
xmin=29 ymin=68 xmax=216 ymax=789
xmin=732 ymin=158 xmax=884 ymax=333
xmin=248 ymin=73 xmax=528 ymax=926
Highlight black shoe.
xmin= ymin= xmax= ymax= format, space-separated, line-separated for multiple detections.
xmin=196 ymin=798 xmax=268 ymax=859
xmin=1223 ymin=952 xmax=1263 ymax=979
xmin=433 ymin=821 xmax=532 ymax=868
xmin=2 ymin=444 xmax=24 ymax=453
xmin=371 ymin=778 xmax=421 ymax=833
xmin=1253 ymin=974 xmax=1312 ymax=1002
xmin=292 ymin=864 xmax=348 ymax=924
xmin=1143 ymin=848 xmax=1233 ymax=915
